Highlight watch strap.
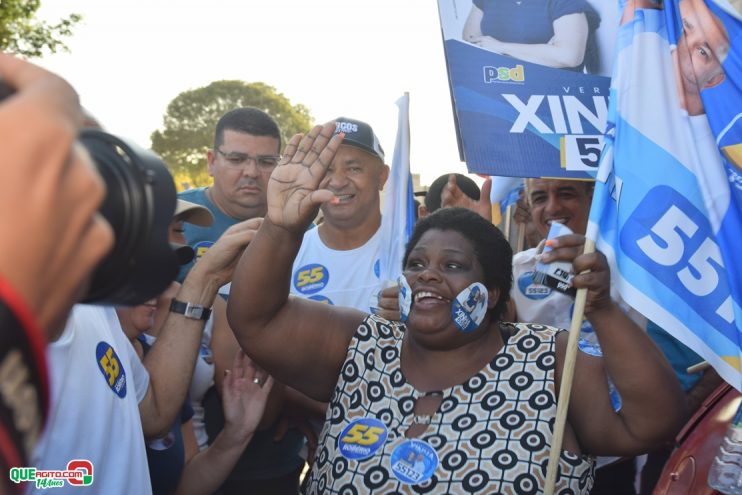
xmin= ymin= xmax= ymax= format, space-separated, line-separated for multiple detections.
xmin=169 ymin=299 xmax=212 ymax=321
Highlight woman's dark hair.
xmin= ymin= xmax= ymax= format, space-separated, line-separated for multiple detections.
xmin=403 ymin=207 xmax=513 ymax=321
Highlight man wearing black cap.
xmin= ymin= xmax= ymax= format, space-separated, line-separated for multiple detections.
xmin=289 ymin=117 xmax=391 ymax=312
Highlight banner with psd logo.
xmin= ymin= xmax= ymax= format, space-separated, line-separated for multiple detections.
xmin=437 ymin=0 xmax=618 ymax=178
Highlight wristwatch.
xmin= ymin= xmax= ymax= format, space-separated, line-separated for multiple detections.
xmin=169 ymin=299 xmax=212 ymax=321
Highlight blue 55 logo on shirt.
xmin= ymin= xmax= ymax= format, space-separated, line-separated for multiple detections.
xmin=293 ymin=264 xmax=329 ymax=295
xmin=193 ymin=241 xmax=213 ymax=261
xmin=518 ymin=271 xmax=551 ymax=300
xmin=96 ymin=342 xmax=127 ymax=398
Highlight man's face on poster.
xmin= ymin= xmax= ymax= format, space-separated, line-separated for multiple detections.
xmin=677 ymin=0 xmax=729 ymax=95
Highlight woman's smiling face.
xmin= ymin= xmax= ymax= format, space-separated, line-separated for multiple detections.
xmin=403 ymin=229 xmax=496 ymax=340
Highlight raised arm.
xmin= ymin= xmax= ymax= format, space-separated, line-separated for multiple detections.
xmin=138 ymin=219 xmax=261 ymax=438
xmin=227 ymin=123 xmax=366 ymax=401
xmin=469 ymin=13 xmax=590 ymax=70
xmin=546 ymin=234 xmax=687 ymax=456
xmin=175 ymin=350 xmax=273 ymax=495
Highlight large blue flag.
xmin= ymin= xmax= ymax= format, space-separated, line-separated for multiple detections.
xmin=589 ymin=0 xmax=742 ymax=389
xmin=379 ymin=94 xmax=415 ymax=282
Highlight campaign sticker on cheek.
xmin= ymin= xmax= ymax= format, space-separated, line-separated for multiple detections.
xmin=398 ymin=275 xmax=412 ymax=322
xmin=451 ymin=282 xmax=488 ymax=333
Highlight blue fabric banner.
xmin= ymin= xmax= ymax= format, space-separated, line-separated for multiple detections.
xmin=589 ymin=0 xmax=742 ymax=389
xmin=379 ymin=94 xmax=415 ymax=282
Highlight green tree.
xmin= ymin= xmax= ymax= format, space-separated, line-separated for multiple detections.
xmin=151 ymin=80 xmax=314 ymax=187
xmin=0 ymin=0 xmax=81 ymax=57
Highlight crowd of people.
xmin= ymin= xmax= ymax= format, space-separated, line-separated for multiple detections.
xmin=0 ymin=50 xmax=725 ymax=495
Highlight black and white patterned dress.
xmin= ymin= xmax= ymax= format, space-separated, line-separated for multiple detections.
xmin=304 ymin=314 xmax=595 ymax=494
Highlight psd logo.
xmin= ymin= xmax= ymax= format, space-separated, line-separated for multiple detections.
xmin=9 ymin=459 xmax=94 ymax=489
xmin=483 ymin=64 xmax=524 ymax=83
xmin=193 ymin=241 xmax=214 ymax=261
xmin=96 ymin=342 xmax=127 ymax=398
xmin=293 ymin=264 xmax=329 ymax=295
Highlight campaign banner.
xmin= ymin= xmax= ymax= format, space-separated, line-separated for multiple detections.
xmin=589 ymin=0 xmax=742 ymax=389
xmin=437 ymin=0 xmax=618 ymax=178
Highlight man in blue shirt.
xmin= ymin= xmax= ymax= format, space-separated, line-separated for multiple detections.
xmin=179 ymin=107 xmax=306 ymax=494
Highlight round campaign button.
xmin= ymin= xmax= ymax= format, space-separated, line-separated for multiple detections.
xmin=389 ymin=439 xmax=439 ymax=485
xmin=337 ymin=418 xmax=388 ymax=460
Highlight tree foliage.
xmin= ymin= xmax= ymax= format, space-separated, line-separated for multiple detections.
xmin=0 ymin=0 xmax=81 ymax=58
xmin=151 ymin=80 xmax=314 ymax=187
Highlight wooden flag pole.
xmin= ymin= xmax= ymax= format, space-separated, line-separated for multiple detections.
xmin=543 ymin=237 xmax=595 ymax=495
xmin=516 ymin=222 xmax=526 ymax=253
xmin=503 ymin=204 xmax=513 ymax=243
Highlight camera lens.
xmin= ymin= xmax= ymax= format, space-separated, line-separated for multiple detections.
xmin=78 ymin=130 xmax=179 ymax=305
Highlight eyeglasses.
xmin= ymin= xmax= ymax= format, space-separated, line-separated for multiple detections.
xmin=215 ymin=148 xmax=281 ymax=170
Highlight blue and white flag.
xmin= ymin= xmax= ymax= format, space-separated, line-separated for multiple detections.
xmin=379 ymin=93 xmax=415 ymax=282
xmin=489 ymin=176 xmax=524 ymax=221
xmin=589 ymin=0 xmax=742 ymax=389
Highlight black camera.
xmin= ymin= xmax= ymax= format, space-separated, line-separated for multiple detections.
xmin=1 ymin=80 xmax=180 ymax=305
xmin=78 ymin=130 xmax=180 ymax=305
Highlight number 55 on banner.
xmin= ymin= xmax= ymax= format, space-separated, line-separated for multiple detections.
xmin=561 ymin=135 xmax=604 ymax=172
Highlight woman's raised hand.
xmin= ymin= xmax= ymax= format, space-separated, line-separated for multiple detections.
xmin=267 ymin=122 xmax=344 ymax=233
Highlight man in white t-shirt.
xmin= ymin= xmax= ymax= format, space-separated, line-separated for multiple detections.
xmin=27 ymin=216 xmax=258 ymax=494
xmin=290 ymin=117 xmax=394 ymax=315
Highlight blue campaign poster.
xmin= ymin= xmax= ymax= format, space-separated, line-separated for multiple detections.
xmin=437 ymin=0 xmax=618 ymax=178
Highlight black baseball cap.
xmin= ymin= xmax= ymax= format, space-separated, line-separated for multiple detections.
xmin=333 ymin=117 xmax=385 ymax=162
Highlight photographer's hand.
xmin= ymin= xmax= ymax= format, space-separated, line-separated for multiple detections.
xmin=0 ymin=53 xmax=114 ymax=338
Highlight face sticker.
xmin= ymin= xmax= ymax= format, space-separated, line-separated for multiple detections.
xmin=337 ymin=417 xmax=388 ymax=460
xmin=390 ymin=439 xmax=439 ymax=485
xmin=451 ymin=282 xmax=488 ymax=333
xmin=398 ymin=275 xmax=412 ymax=322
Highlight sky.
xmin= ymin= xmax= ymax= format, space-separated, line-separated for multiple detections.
xmin=35 ymin=0 xmax=478 ymax=189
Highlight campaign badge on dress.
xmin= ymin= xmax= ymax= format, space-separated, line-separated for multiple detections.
xmin=398 ymin=275 xmax=413 ymax=322
xmin=390 ymin=439 xmax=439 ymax=485
xmin=337 ymin=418 xmax=388 ymax=460
xmin=451 ymin=282 xmax=488 ymax=333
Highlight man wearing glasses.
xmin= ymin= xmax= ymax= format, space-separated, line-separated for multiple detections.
xmin=179 ymin=107 xmax=282 ymax=277
xmin=178 ymin=107 xmax=307 ymax=494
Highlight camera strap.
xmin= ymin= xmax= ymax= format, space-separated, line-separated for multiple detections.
xmin=0 ymin=276 xmax=49 ymax=473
